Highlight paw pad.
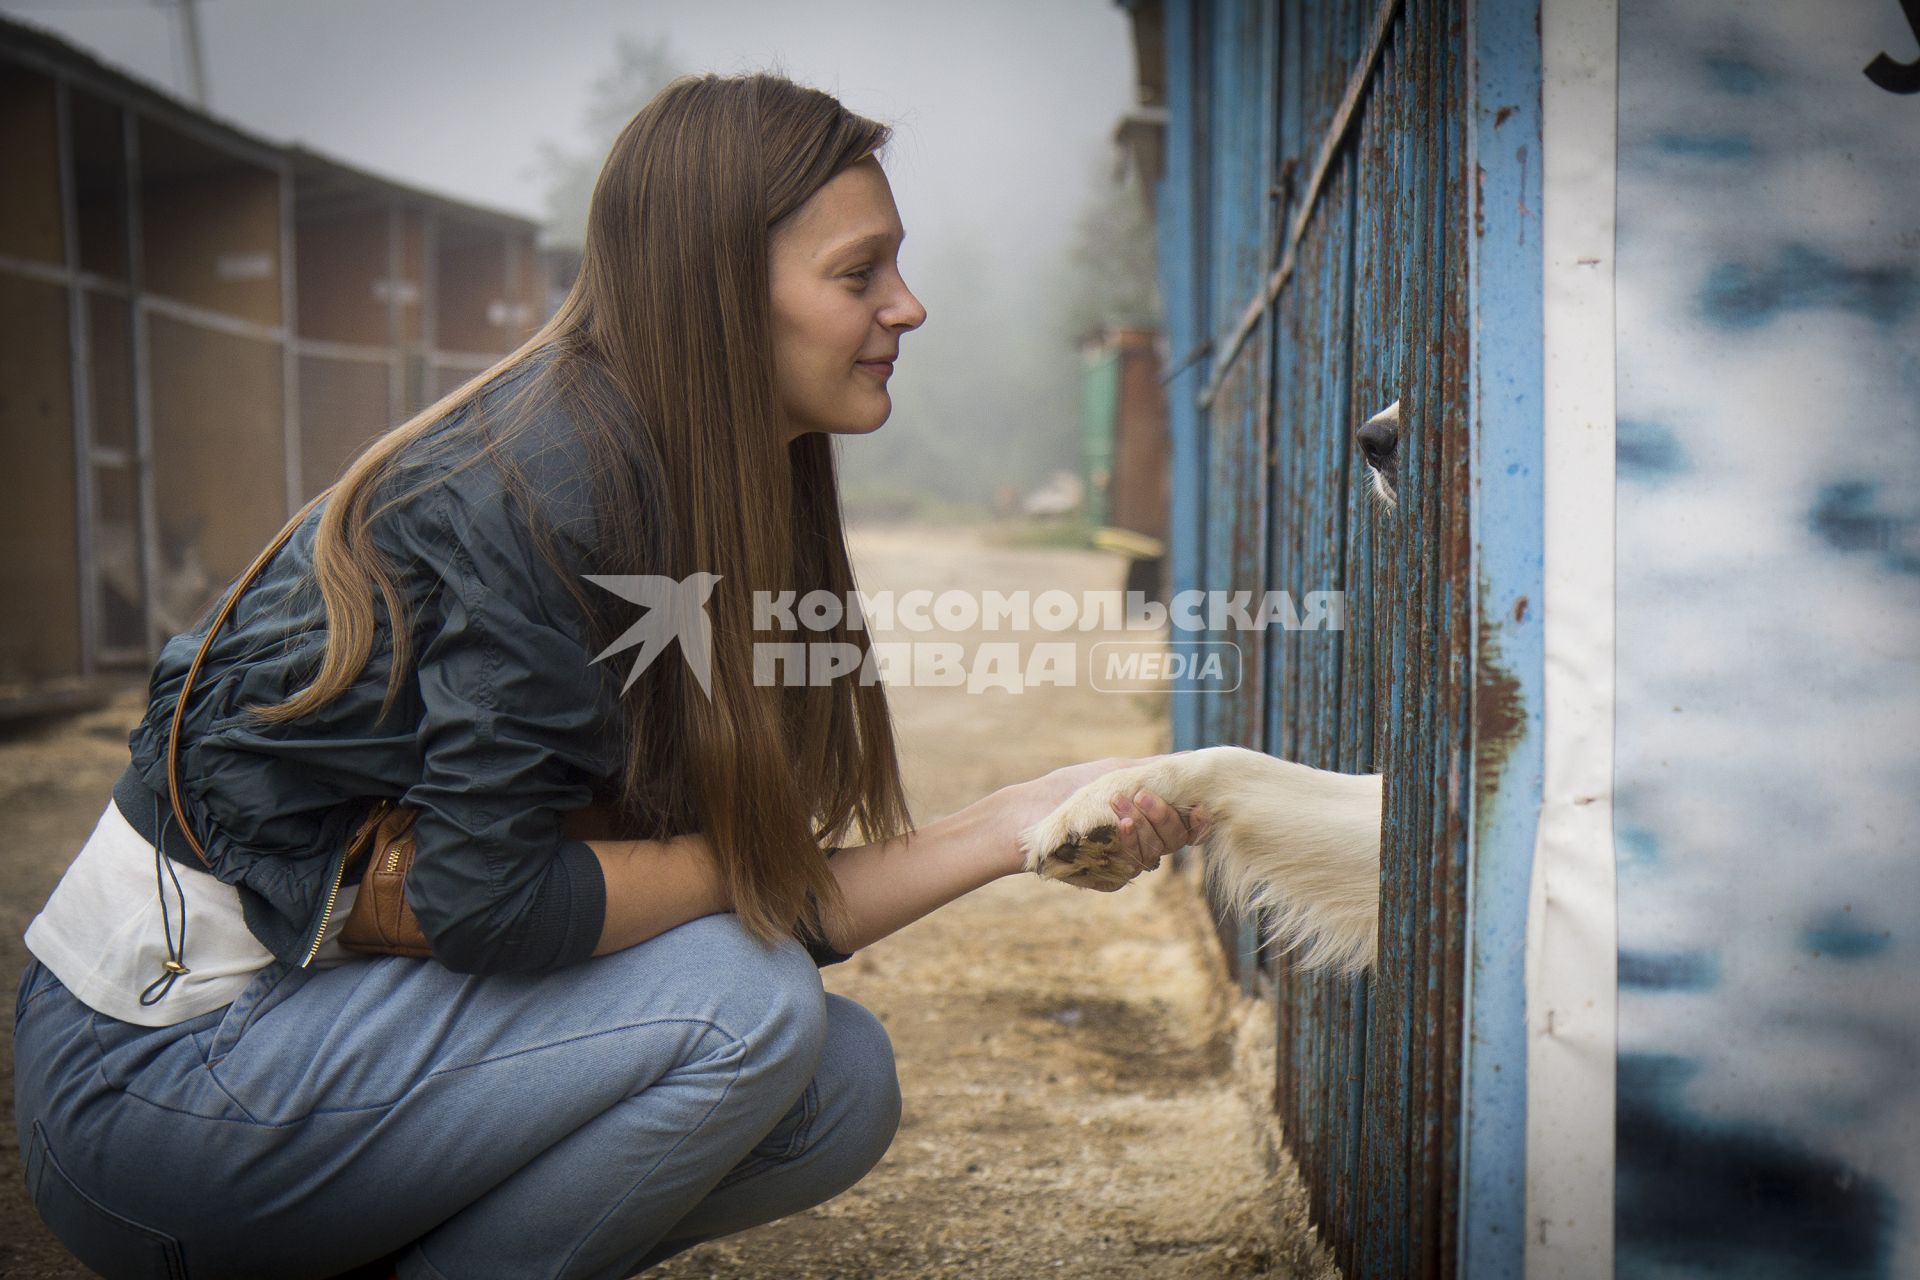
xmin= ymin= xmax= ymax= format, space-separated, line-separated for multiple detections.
xmin=1035 ymin=822 xmax=1137 ymax=892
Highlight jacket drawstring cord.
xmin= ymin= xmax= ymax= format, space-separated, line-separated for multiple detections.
xmin=138 ymin=792 xmax=192 ymax=1007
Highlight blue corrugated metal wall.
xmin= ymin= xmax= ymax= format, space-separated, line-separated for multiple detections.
xmin=1149 ymin=1 xmax=1542 ymax=1274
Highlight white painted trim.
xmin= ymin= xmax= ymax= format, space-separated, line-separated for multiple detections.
xmin=1529 ymin=0 xmax=1619 ymax=1273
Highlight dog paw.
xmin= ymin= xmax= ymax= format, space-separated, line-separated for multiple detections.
xmin=1019 ymin=768 xmax=1168 ymax=892
xmin=1026 ymin=820 xmax=1140 ymax=892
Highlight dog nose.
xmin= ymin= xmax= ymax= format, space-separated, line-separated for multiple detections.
xmin=1357 ymin=401 xmax=1400 ymax=468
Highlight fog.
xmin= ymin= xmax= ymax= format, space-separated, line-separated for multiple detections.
xmin=1 ymin=0 xmax=1152 ymax=511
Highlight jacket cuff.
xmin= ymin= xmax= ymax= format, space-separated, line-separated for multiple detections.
xmin=797 ymin=845 xmax=853 ymax=968
xmin=803 ymin=933 xmax=854 ymax=968
xmin=521 ymin=837 xmax=608 ymax=970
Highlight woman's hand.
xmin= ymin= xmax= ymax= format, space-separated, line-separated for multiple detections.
xmin=1102 ymin=784 xmax=1212 ymax=885
xmin=988 ymin=756 xmax=1211 ymax=884
xmin=805 ymin=755 xmax=1211 ymax=953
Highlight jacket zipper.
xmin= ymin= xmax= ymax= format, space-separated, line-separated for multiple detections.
xmin=300 ymin=849 xmax=351 ymax=968
xmin=301 ymin=803 xmax=390 ymax=966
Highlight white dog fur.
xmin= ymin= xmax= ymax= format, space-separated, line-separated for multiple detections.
xmin=1019 ymin=746 xmax=1382 ymax=975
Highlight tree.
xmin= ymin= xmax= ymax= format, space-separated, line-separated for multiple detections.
xmin=1057 ymin=153 xmax=1163 ymax=343
xmin=536 ymin=35 xmax=684 ymax=250
xmin=838 ymin=148 xmax=1166 ymax=518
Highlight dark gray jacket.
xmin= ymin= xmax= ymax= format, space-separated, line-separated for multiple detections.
xmin=116 ymin=358 xmax=848 ymax=975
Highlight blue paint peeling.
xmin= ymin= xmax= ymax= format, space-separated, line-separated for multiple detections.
xmin=1651 ymin=129 xmax=1757 ymax=162
xmin=1812 ymin=482 xmax=1893 ymax=552
xmin=1616 ymin=419 xmax=1688 ymax=482
xmin=1618 ymin=825 xmax=1663 ymax=867
xmin=1464 ymin=1 xmax=1544 ymax=1276
xmin=1810 ymin=481 xmax=1920 ymax=573
xmin=1701 ymin=53 xmax=1773 ymax=95
xmin=1617 ymin=1053 xmax=1896 ymax=1280
xmin=1617 ymin=7 xmax=1920 ymax=1273
xmin=1619 ymin=948 xmax=1720 ymax=991
xmin=1700 ymin=245 xmax=1920 ymax=331
xmin=1803 ymin=909 xmax=1894 ymax=960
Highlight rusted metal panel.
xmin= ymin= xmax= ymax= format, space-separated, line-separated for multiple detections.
xmin=1164 ymin=0 xmax=1209 ymax=761
xmin=1359 ymin=10 xmax=1417 ymax=1277
xmin=1268 ymin=3 xmax=1371 ymax=1262
xmin=1459 ymin=0 xmax=1543 ymax=1273
xmin=1195 ymin=0 xmax=1275 ymax=981
xmin=1155 ymin=0 xmax=1479 ymax=1274
xmin=1430 ymin=4 xmax=1474 ymax=1271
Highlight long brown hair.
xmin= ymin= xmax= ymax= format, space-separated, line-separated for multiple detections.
xmin=245 ymin=71 xmax=912 ymax=943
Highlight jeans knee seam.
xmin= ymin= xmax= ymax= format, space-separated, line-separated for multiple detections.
xmin=422 ymin=1016 xmax=747 ymax=1084
xmin=709 ymin=1076 xmax=822 ymax=1193
xmin=548 ymin=1039 xmax=750 ymax=1278
xmin=788 ymin=1076 xmax=824 ymax=1159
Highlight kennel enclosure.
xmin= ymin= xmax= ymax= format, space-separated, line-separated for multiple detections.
xmin=0 ymin=17 xmax=546 ymax=719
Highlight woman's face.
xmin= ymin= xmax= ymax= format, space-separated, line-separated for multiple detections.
xmin=768 ymin=157 xmax=927 ymax=441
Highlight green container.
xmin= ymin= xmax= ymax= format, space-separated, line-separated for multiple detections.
xmin=1077 ymin=340 xmax=1119 ymax=527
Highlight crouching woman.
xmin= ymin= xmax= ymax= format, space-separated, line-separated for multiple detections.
xmin=11 ymin=70 xmax=1202 ymax=1280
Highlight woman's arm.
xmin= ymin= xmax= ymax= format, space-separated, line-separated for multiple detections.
xmin=584 ymin=833 xmax=731 ymax=956
xmin=816 ymin=756 xmax=1209 ymax=954
xmin=582 ymin=757 xmax=1210 ymax=958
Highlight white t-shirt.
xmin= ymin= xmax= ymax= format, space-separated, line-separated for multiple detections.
xmin=24 ymin=796 xmax=364 ymax=1027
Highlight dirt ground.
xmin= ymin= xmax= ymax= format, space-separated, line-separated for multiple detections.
xmin=0 ymin=524 xmax=1335 ymax=1279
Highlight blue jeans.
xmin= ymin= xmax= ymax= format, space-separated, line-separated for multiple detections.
xmin=11 ymin=914 xmax=900 ymax=1279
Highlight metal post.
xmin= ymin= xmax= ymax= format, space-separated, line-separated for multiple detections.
xmin=421 ymin=209 xmax=438 ymax=403
xmin=125 ymin=111 xmax=162 ymax=661
xmin=387 ymin=199 xmax=404 ymax=423
xmin=502 ymin=228 xmax=517 ymax=350
xmin=55 ymin=79 xmax=99 ymax=678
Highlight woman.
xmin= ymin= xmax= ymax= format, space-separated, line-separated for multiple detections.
xmin=11 ymin=72 xmax=1205 ymax=1279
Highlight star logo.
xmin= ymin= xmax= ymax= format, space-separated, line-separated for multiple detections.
xmin=583 ymin=573 xmax=723 ymax=698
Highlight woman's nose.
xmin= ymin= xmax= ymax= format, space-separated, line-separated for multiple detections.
xmin=889 ymin=280 xmax=927 ymax=331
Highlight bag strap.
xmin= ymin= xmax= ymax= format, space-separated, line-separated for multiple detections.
xmin=165 ymin=488 xmax=333 ymax=869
